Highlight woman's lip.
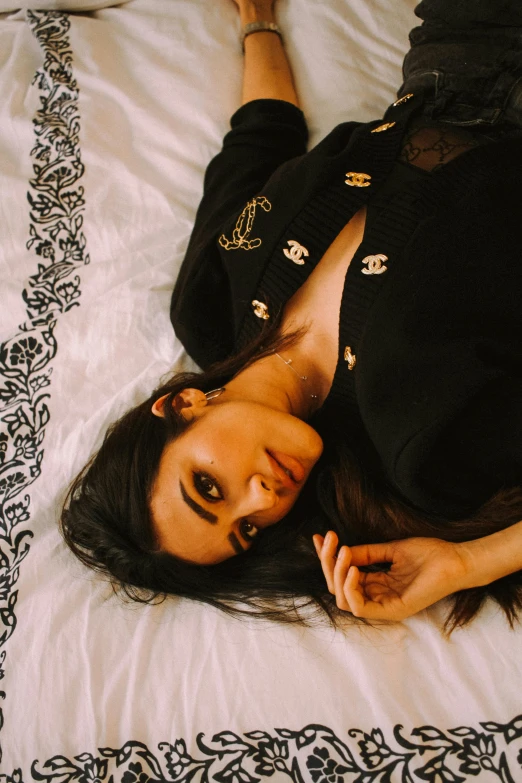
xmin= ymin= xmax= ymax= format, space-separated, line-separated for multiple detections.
xmin=266 ymin=450 xmax=305 ymax=486
xmin=266 ymin=451 xmax=297 ymax=489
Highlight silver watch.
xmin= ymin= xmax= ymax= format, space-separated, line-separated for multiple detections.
xmin=241 ymin=21 xmax=283 ymax=52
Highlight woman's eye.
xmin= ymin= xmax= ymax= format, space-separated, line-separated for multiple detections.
xmin=239 ymin=519 xmax=259 ymax=542
xmin=193 ymin=472 xmax=223 ymax=502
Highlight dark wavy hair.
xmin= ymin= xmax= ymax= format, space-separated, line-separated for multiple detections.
xmin=61 ymin=320 xmax=522 ymax=634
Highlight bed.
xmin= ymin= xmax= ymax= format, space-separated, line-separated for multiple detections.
xmin=1 ymin=0 xmax=522 ymax=774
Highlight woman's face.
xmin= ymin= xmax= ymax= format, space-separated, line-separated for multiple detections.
xmin=149 ymin=390 xmax=323 ymax=564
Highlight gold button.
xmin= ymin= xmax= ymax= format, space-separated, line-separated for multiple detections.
xmin=345 ymin=172 xmax=371 ymax=188
xmin=371 ymin=122 xmax=396 ymax=133
xmin=393 ymin=93 xmax=414 ymax=106
xmin=361 ymin=254 xmax=388 ymax=275
xmin=252 ymin=300 xmax=270 ymax=320
xmin=344 ymin=346 xmax=357 ymax=370
xmin=283 ymin=240 xmax=309 ymax=265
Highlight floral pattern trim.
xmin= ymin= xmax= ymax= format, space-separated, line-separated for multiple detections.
xmin=1 ymin=10 xmax=522 ymax=783
xmin=0 ymin=10 xmax=88 ymax=761
xmin=2 ymin=716 xmax=522 ymax=783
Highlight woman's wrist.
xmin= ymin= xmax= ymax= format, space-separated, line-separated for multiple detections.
xmin=456 ymin=520 xmax=522 ymax=589
xmin=453 ymin=540 xmax=489 ymax=590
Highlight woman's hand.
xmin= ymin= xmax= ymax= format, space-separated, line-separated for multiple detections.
xmin=313 ymin=532 xmax=472 ymax=621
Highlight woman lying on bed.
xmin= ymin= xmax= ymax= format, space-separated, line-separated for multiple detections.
xmin=61 ymin=0 xmax=522 ymax=631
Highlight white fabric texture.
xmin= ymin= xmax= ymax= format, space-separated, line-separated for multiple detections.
xmin=1 ymin=0 xmax=522 ymax=776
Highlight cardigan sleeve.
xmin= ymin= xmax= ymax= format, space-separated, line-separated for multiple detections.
xmin=170 ymin=99 xmax=309 ymax=368
xmin=415 ymin=376 xmax=522 ymax=517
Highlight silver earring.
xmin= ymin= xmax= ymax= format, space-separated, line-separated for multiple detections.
xmin=205 ymin=387 xmax=226 ymax=400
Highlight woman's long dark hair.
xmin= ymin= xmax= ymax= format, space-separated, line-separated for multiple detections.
xmin=61 ymin=319 xmax=522 ymax=633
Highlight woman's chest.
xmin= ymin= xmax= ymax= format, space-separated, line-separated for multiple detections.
xmin=279 ymin=206 xmax=367 ymax=385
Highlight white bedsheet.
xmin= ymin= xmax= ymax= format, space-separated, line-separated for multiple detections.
xmin=1 ymin=0 xmax=522 ymax=775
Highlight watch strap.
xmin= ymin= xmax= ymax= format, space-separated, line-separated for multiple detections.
xmin=241 ymin=21 xmax=283 ymax=52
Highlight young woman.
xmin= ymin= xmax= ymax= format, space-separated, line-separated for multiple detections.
xmin=62 ymin=0 xmax=522 ymax=631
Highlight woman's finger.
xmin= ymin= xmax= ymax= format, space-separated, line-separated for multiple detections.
xmin=333 ymin=546 xmax=352 ymax=611
xmin=347 ymin=542 xmax=395 ymax=567
xmin=345 ymin=567 xmax=390 ymax=619
xmin=343 ymin=568 xmax=406 ymax=620
xmin=312 ymin=534 xmax=323 ymax=557
xmin=318 ymin=531 xmax=338 ymax=594
xmin=342 ymin=566 xmax=368 ymax=616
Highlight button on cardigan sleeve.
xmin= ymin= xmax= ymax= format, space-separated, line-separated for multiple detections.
xmin=170 ymin=99 xmax=309 ymax=368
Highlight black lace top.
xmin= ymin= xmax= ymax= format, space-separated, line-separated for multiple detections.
xmin=400 ymin=119 xmax=489 ymax=171
xmin=365 ymin=119 xmax=518 ymax=278
xmin=369 ymin=120 xmax=516 ymax=218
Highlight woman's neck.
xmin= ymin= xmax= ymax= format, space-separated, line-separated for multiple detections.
xmin=223 ymin=342 xmax=326 ymax=420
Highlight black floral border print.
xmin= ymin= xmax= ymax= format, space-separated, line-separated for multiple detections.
xmin=1 ymin=7 xmax=522 ymax=780
xmin=2 ymin=717 xmax=522 ymax=783
xmin=0 ymin=10 xmax=88 ymax=761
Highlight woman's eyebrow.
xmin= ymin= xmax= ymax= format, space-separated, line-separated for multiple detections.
xmin=228 ymin=532 xmax=244 ymax=555
xmin=179 ymin=480 xmax=218 ymax=524
xmin=179 ymin=481 xmax=244 ymax=556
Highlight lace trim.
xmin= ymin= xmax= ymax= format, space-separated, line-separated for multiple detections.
xmin=399 ymin=120 xmax=485 ymax=172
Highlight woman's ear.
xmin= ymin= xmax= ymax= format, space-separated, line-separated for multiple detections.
xmin=151 ymin=394 xmax=169 ymax=418
xmin=151 ymin=389 xmax=207 ymax=421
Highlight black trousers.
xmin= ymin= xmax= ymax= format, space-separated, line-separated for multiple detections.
xmin=399 ymin=0 xmax=522 ymax=128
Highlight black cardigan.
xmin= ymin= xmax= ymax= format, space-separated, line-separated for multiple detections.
xmin=171 ymin=93 xmax=522 ymax=520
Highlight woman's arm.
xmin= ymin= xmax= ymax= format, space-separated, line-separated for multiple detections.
xmin=234 ymin=0 xmax=300 ymax=107
xmin=459 ymin=519 xmax=522 ymax=587
xmin=313 ymin=521 xmax=522 ymax=621
xmin=171 ymin=2 xmax=308 ymax=367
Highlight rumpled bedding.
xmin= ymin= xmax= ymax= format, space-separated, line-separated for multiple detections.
xmin=1 ymin=0 xmax=522 ymax=775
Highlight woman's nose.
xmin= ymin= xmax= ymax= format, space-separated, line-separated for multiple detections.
xmin=246 ymin=474 xmax=278 ymax=512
